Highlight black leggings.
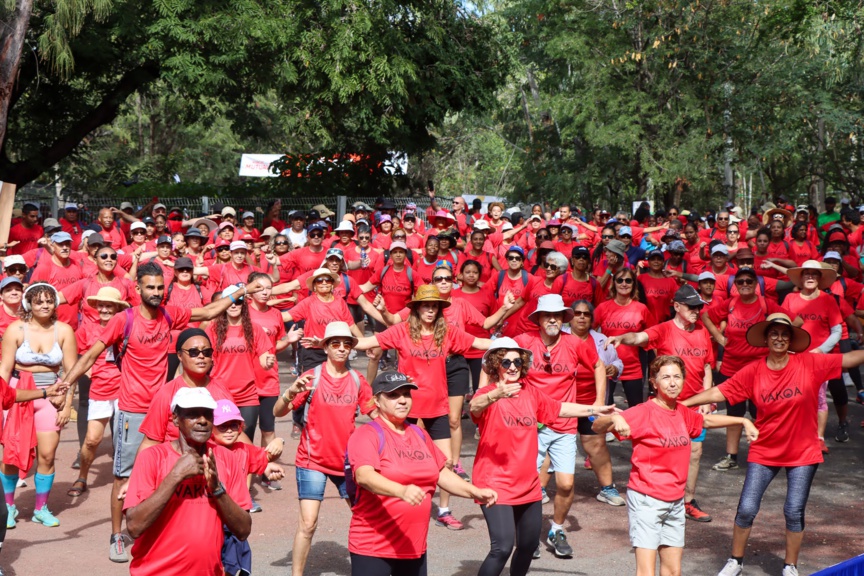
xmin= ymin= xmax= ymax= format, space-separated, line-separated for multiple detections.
xmin=842 ymin=339 xmax=863 ymax=392
xmin=77 ymin=373 xmax=91 ymax=448
xmin=467 ymin=358 xmax=483 ymax=394
xmin=167 ymin=353 xmax=181 ymax=383
xmin=350 ymin=553 xmax=427 ymax=576
xmin=238 ymin=405 xmax=260 ymax=442
xmin=479 ymin=500 xmax=542 ymax=576
xmin=826 ymin=376 xmax=849 ymax=408
xmin=606 ymin=378 xmax=644 ymax=407
xmin=245 ymin=396 xmax=278 ymax=442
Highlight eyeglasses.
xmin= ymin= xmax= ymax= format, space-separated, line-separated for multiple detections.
xmin=216 ymin=247 xmax=230 ymax=252
xmin=601 ymin=234 xmax=615 ymax=240
xmin=132 ymin=230 xmax=145 ymax=235
xmin=98 ymin=253 xmax=118 ymax=260
xmin=506 ymin=255 xmax=523 ymax=261
xmin=728 ymin=229 xmax=740 ymax=234
xmin=314 ymin=276 xmax=334 ymax=285
xmin=572 ymin=310 xmax=591 ymax=318
xmin=717 ymin=217 xmax=729 ymax=221
xmin=216 ymin=422 xmax=242 ymax=432
xmin=767 ymin=330 xmax=791 ymax=341
xmin=501 ymin=358 xmax=523 ymax=369
xmin=328 ymin=339 xmax=354 ymax=349
xmin=358 ymin=236 xmax=371 ymax=241
xmin=572 ymin=254 xmax=589 ymax=260
xmin=182 ymin=347 xmax=214 ymax=358
xmin=614 ymin=277 xmax=634 ymax=285
xmin=432 ymin=275 xmax=453 ymax=283
xmin=735 ymin=279 xmax=755 ymax=286
xmin=308 ymin=232 xmax=324 ymax=239
xmin=668 ymin=212 xmax=678 ymax=216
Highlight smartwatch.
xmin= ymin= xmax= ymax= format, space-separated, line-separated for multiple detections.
xmin=208 ymin=482 xmax=226 ymax=498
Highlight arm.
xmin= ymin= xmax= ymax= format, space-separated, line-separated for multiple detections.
xmin=591 ymin=413 xmax=630 ymax=436
xmin=591 ymin=358 xmax=607 ymax=406
xmin=482 ymin=293 xmax=515 ymax=329
xmin=62 ymin=340 xmax=107 ymax=387
xmin=353 ymin=335 xmax=381 ymax=351
xmin=55 ymin=324 xmax=79 ymax=425
xmin=814 ymin=324 xmax=842 ymax=354
xmin=559 ymin=402 xmax=615 ymax=419
xmin=436 ymin=468 xmax=497 ymax=506
xmin=760 ymin=260 xmax=788 ymax=275
xmin=204 ymin=449 xmax=252 ymax=540
xmin=354 ymin=464 xmax=425 ymax=504
xmin=700 ymin=311 xmax=727 ymax=346
xmin=702 ymin=413 xmax=758 ymax=442
xmin=841 ymin=349 xmax=864 ymax=369
xmin=605 ymin=331 xmax=648 ymax=348
xmin=356 ymin=293 xmax=387 ymax=326
xmin=680 ymin=386 xmax=727 ymax=408
xmin=189 ymin=279 xmax=265 ymax=322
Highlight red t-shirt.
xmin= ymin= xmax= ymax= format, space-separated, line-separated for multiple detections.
xmin=99 ymin=226 xmax=127 ymax=250
xmin=124 ymin=442 xmax=251 ymax=576
xmin=718 ymin=354 xmax=841 ymax=466
xmin=98 ymin=305 xmax=192 ymax=413
xmin=496 ymin=271 xmax=539 ymax=338
xmin=347 ymin=419 xmax=446 ymax=559
xmin=78 ymin=322 xmax=121 ymax=401
xmin=618 ymin=400 xmax=704 ymax=502
xmin=28 ymin=258 xmax=86 ymax=329
xmin=471 ymin=383 xmax=561 ymax=505
xmin=637 ymin=275 xmax=680 ymax=323
xmin=558 ymin=274 xmax=600 ymax=307
xmin=248 ymin=306 xmax=286 ymax=397
xmin=206 ymin=262 xmax=266 ymax=292
xmin=228 ymin=441 xmax=270 ymax=476
xmin=7 ymin=223 xmax=43 ymax=255
xmin=287 ymin=294 xmax=355 ymax=341
xmin=451 ymin=287 xmax=495 ymax=359
xmin=368 ymin=264 xmax=414 ymax=312
xmin=60 ymin=218 xmax=84 ymax=248
xmin=138 ymin=376 xmax=235 ymax=443
xmin=61 ymin=276 xmax=139 ymax=335
xmin=515 ymin=332 xmax=600 ymax=428
xmin=376 ymin=323 xmax=474 ymax=418
xmin=281 ymin=246 xmax=327 ymax=276
xmin=708 ymin=296 xmax=789 ymax=376
xmin=783 ymin=292 xmax=843 ymax=352
xmin=644 ymin=321 xmax=714 ymax=401
xmin=291 ymin=367 xmax=373 ymax=475
xmin=412 ymin=258 xmax=439 ymax=285
xmin=204 ymin=323 xmax=270 ymax=406
xmin=461 ymin=251 xmax=497 ymax=283
xmin=594 ymin=300 xmax=653 ymax=380
xmin=788 ymin=241 xmax=819 ymax=266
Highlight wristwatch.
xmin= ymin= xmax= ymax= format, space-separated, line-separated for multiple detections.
xmin=42 ymin=389 xmax=47 ymax=399
xmin=208 ymin=482 xmax=226 ymax=498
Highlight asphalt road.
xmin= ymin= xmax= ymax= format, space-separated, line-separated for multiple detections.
xmin=3 ymin=355 xmax=862 ymax=576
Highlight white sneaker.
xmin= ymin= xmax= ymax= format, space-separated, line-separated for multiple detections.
xmin=717 ymin=558 xmax=743 ymax=576
xmin=605 ymin=432 xmax=616 ymax=442
xmin=15 ymin=478 xmax=26 ymax=488
xmin=843 ymin=372 xmax=854 ymax=387
xmin=782 ymin=565 xmax=798 ymax=576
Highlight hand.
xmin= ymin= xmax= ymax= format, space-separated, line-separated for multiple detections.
xmin=173 ymin=448 xmax=205 ymax=481
xmin=263 ymin=462 xmax=285 ymax=481
xmin=400 ymin=484 xmax=426 ymax=506
xmin=244 ymin=278 xmax=266 ymax=295
xmin=265 ymin=438 xmax=284 ymax=460
xmin=285 ymin=324 xmax=303 ymax=344
xmin=260 ymin=352 xmax=276 ymax=370
xmin=591 ymin=404 xmax=618 ymax=416
xmin=45 ymin=381 xmax=70 ymax=397
xmin=699 ymin=404 xmax=712 ymax=415
xmin=37 ymin=237 xmax=49 ymax=247
xmin=605 ymin=335 xmax=623 ymax=349
xmin=472 ymin=487 xmax=498 ymax=507
xmin=373 ymin=294 xmax=385 ymax=311
xmin=502 ymin=291 xmax=516 ymax=311
xmin=742 ymin=420 xmax=759 ymax=443
xmin=202 ymin=447 xmax=221 ymax=492
xmin=605 ymin=365 xmax=619 ymax=379
xmin=288 ymin=374 xmax=312 ymax=395
xmin=48 ymin=394 xmax=67 ymax=410
xmin=606 ymin=253 xmax=620 ymax=267
xmin=116 ymin=479 xmax=129 ymax=500
xmin=56 ymin=405 xmax=72 ymax=428
xmin=496 ymin=382 xmax=521 ymax=399
xmin=611 ymin=414 xmax=630 ymax=438
xmin=5 ymin=240 xmax=19 ymax=248
xmin=300 ymin=336 xmax=322 ymax=349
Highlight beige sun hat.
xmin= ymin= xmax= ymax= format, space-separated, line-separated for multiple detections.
xmin=305 ymin=268 xmax=340 ymax=291
xmin=86 ymin=286 xmax=131 ymax=310
xmin=786 ymin=260 xmax=837 ymax=290
xmin=321 ymin=321 xmax=358 ymax=347
xmin=746 ymin=313 xmax=810 ymax=353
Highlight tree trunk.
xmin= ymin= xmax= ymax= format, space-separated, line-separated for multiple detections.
xmin=0 ymin=0 xmax=34 ymax=152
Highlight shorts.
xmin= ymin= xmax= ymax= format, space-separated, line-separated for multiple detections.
xmin=407 ymin=415 xmax=450 ymax=441
xmin=627 ymin=489 xmax=686 ymax=550
xmin=33 ymin=397 xmax=60 ymax=432
xmin=348 ymin=303 xmax=366 ymax=326
xmin=88 ymin=399 xmax=119 ymax=421
xmin=692 ymin=428 xmax=707 ymax=443
xmin=296 ymin=466 xmax=348 ymax=501
xmin=446 ymin=355 xmax=470 ymax=397
xmin=113 ymin=410 xmax=146 ymax=478
xmin=536 ymin=426 xmax=577 ymax=475
xmin=577 ymin=417 xmax=597 ymax=436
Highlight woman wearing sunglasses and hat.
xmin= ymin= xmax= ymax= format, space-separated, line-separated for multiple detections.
xmin=683 ymin=314 xmax=864 ymax=576
xmin=470 ymin=338 xmax=615 ymax=576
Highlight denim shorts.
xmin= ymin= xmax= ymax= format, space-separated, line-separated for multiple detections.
xmin=295 ymin=466 xmax=348 ymax=501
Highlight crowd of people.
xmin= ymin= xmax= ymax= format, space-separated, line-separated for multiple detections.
xmin=1 ymin=193 xmax=863 ymax=576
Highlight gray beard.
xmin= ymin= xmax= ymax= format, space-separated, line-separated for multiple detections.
xmin=544 ymin=325 xmax=561 ymax=338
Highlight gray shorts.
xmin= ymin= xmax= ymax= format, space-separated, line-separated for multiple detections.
xmin=113 ymin=410 xmax=146 ymax=478
xmin=627 ymin=489 xmax=685 ymax=550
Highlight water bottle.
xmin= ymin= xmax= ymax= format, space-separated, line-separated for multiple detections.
xmin=360 ymin=248 xmax=367 ymax=269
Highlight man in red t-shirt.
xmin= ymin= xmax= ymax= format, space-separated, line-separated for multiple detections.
xmin=62 ymin=262 xmax=268 ymax=560
xmin=7 ymin=203 xmax=43 ymax=255
xmin=606 ymin=285 xmax=716 ymax=523
xmin=96 ymin=207 xmax=127 ymax=250
xmin=28 ymin=232 xmax=86 ymax=329
xmin=124 ymin=387 xmax=251 ymax=576
xmin=59 ymin=202 xmax=84 ymax=248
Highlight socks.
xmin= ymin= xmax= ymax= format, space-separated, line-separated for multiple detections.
xmin=728 ymin=453 xmax=738 ymax=462
xmin=549 ymin=522 xmax=563 ymax=534
xmin=34 ymin=473 xmax=55 ymax=511
xmin=0 ymin=473 xmax=17 ymax=506
xmin=437 ymin=507 xmax=450 ymax=517
xmin=731 ymin=556 xmax=744 ymax=565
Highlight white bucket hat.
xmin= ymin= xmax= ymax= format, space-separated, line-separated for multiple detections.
xmin=322 ymin=321 xmax=358 ymax=347
xmin=528 ymin=294 xmax=575 ymax=325
xmin=481 ymin=337 xmax=533 ymax=364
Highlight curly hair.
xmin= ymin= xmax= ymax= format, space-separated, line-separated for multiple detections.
xmin=213 ymin=298 xmax=255 ymax=352
xmin=482 ymin=348 xmax=531 ymax=383
xmin=20 ymin=282 xmax=58 ymax=322
xmin=648 ymin=355 xmax=686 ymax=393
xmin=610 ymin=268 xmax=640 ymax=301
xmin=407 ymin=303 xmax=448 ymax=350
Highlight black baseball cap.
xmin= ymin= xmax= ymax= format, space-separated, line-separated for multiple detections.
xmin=571 ymin=246 xmax=590 ymax=259
xmin=372 ymin=371 xmax=418 ymax=395
xmin=673 ymin=285 xmax=706 ymax=307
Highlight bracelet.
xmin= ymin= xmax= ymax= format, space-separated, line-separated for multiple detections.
xmin=42 ymin=389 xmax=47 ymax=399
xmin=229 ymin=294 xmax=237 ymax=304
xmin=208 ymin=482 xmax=226 ymax=498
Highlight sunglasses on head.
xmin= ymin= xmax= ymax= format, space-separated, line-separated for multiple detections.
xmin=182 ymin=347 xmax=214 ymax=358
xmin=615 ymin=277 xmax=634 ymax=285
xmin=501 ymin=358 xmax=523 ymax=369
xmin=98 ymin=253 xmax=118 ymax=260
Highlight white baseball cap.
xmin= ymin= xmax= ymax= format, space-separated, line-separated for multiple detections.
xmin=697 ymin=271 xmax=716 ymax=282
xmin=170 ymin=387 xmax=217 ymax=412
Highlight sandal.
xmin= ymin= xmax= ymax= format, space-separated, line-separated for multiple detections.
xmin=67 ymin=478 xmax=87 ymax=497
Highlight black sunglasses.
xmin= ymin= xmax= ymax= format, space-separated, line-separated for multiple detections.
xmin=615 ymin=277 xmax=634 ymax=285
xmin=501 ymin=358 xmax=523 ymax=369
xmin=308 ymin=232 xmax=324 ymax=239
xmin=182 ymin=347 xmax=214 ymax=358
xmin=432 ymin=275 xmax=453 ymax=283
xmin=98 ymin=253 xmax=118 ymax=260
xmin=506 ymin=255 xmax=523 ymax=261
xmin=274 ymin=240 xmax=290 ymax=246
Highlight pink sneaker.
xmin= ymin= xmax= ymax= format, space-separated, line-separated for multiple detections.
xmin=583 ymin=456 xmax=592 ymax=470
xmin=453 ymin=462 xmax=470 ymax=481
xmin=435 ymin=512 xmax=464 ymax=530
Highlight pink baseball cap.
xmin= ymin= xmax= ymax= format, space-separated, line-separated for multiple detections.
xmin=213 ymin=399 xmax=243 ymax=426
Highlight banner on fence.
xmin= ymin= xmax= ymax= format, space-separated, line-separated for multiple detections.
xmin=238 ymin=154 xmax=283 ymax=178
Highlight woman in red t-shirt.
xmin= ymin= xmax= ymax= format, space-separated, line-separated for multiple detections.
xmin=595 ymin=355 xmax=755 ymax=576
xmin=453 ymin=260 xmax=498 ymax=392
xmin=470 ymin=339 xmax=613 ymax=576
xmin=346 ymin=371 xmax=496 ymax=576
xmin=683 ymin=314 xmax=864 ymax=576
xmin=594 ymin=268 xmax=653 ymax=406
xmin=637 ymin=250 xmax=680 ymax=323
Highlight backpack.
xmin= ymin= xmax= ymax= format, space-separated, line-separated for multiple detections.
xmin=380 ymin=264 xmax=414 ymax=294
xmin=111 ymin=306 xmax=173 ymax=371
xmin=726 ymin=274 xmax=766 ymax=296
xmin=22 ymin=248 xmax=44 ymax=284
xmin=495 ymin=269 xmax=529 ymax=300
xmin=343 ymin=420 xmax=425 ymax=507
xmin=301 ymin=363 xmax=362 ymax=425
xmin=167 ymin=281 xmax=203 ymax=303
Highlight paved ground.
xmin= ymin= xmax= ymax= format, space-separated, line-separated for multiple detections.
xmin=3 ymin=354 xmax=863 ymax=575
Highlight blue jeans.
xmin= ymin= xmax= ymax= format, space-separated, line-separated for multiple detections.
xmin=295 ymin=466 xmax=348 ymax=501
xmin=735 ymin=462 xmax=818 ymax=532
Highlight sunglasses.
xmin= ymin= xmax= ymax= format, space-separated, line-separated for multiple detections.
xmin=98 ymin=253 xmax=118 ymax=260
xmin=216 ymin=247 xmax=230 ymax=252
xmin=615 ymin=277 xmax=634 ymax=285
xmin=432 ymin=275 xmax=453 ymax=283
xmin=668 ymin=212 xmax=678 ymax=216
xmin=182 ymin=347 xmax=214 ymax=358
xmin=216 ymin=422 xmax=242 ymax=432
xmin=717 ymin=217 xmax=729 ymax=221
xmin=176 ymin=268 xmax=193 ymax=273
xmin=328 ymin=339 xmax=354 ymax=349
xmin=393 ymin=235 xmax=406 ymax=240
xmin=572 ymin=254 xmax=589 ymax=260
xmin=358 ymin=236 xmax=371 ymax=241
xmin=506 ymin=255 xmax=523 ymax=261
xmin=274 ymin=241 xmax=289 ymax=246
xmin=308 ymin=232 xmax=324 ymax=239
xmin=601 ymin=234 xmax=615 ymax=239
xmin=542 ymin=351 xmax=553 ymax=373
xmin=6 ymin=266 xmax=26 ymax=274
xmin=314 ymin=276 xmax=334 ymax=284
xmin=619 ymin=235 xmax=632 ymax=239
xmin=536 ymin=236 xmax=550 ymax=241
xmin=500 ymin=358 xmax=523 ymax=369
xmin=132 ymin=230 xmax=145 ymax=235
xmin=572 ymin=310 xmax=591 ymax=318
xmin=544 ymin=263 xmax=561 ymax=272
xmin=735 ymin=279 xmax=755 ymax=286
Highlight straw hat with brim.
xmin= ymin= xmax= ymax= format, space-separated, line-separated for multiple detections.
xmin=321 ymin=321 xmax=358 ymax=347
xmin=528 ymin=294 xmax=575 ymax=325
xmin=787 ymin=260 xmax=837 ymax=290
xmin=407 ymin=285 xmax=451 ymax=309
xmin=194 ymin=218 xmax=218 ymax=233
xmin=305 ymin=269 xmax=341 ymax=291
xmin=762 ymin=208 xmax=792 ymax=226
xmin=481 ymin=337 xmax=533 ymax=365
xmin=86 ymin=286 xmax=131 ymax=310
xmin=746 ymin=313 xmax=810 ymax=353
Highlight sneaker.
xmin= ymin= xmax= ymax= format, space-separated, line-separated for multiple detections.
xmin=435 ymin=511 xmax=464 ymax=530
xmin=835 ymin=422 xmax=850 ymax=443
xmin=685 ymin=499 xmax=712 ymax=522
xmin=583 ymin=456 xmax=592 ymax=470
xmin=5 ymin=504 xmax=17 ymax=529
xmin=541 ymin=488 xmax=550 ymax=504
xmin=474 ymin=428 xmax=481 ymax=440
xmin=717 ymin=558 xmax=743 ymax=576
xmin=71 ymin=452 xmax=81 ymax=469
xmin=546 ymin=529 xmax=573 ymax=558
xmin=109 ymin=533 xmax=129 ymax=563
xmin=857 ymin=390 xmax=864 ymax=404
xmin=32 ymin=506 xmax=60 ymax=527
xmin=291 ymin=423 xmax=302 ymax=440
xmin=453 ymin=462 xmax=470 ymax=482
xmin=782 ymin=564 xmax=799 ymax=576
xmin=605 ymin=432 xmax=616 ymax=443
xmin=843 ymin=372 xmax=854 ymax=387
xmin=532 ymin=545 xmax=541 ymax=559
xmin=261 ymin=476 xmax=282 ymax=491
xmin=596 ymin=486 xmax=625 ymax=506
xmin=712 ymin=455 xmax=739 ymax=471
xmin=15 ymin=478 xmax=26 ymax=488
xmin=819 ymin=438 xmax=829 ymax=454
xmin=249 ymin=500 xmax=262 ymax=513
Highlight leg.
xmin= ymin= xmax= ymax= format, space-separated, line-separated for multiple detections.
xmin=657 ymin=546 xmax=683 ymax=576
xmin=292 ymin=499 xmax=323 ymax=576
xmin=447 ymin=395 xmax=464 ymax=474
xmin=782 ymin=464 xmax=819 ymax=566
xmin=685 ymin=441 xmax=702 ymax=503
xmin=581 ymin=433 xmax=613 ymax=486
xmin=239 ymin=405 xmax=261 ymax=445
xmin=258 ymin=396 xmax=279 ymax=448
xmin=826 ymin=378 xmax=848 ymax=440
xmin=509 ymin=501 xmax=542 ymax=576
xmin=76 ymin=373 xmax=91 ymax=449
xmin=433 ymin=435 xmax=454 ymax=513
xmin=817 ymin=381 xmax=828 ymax=440
xmin=78 ymin=417 xmax=109 ymax=486
xmin=111 ymin=477 xmax=126 ymax=534
xmin=622 ymin=378 xmax=645 ymax=406
xmin=552 ymin=472 xmax=575 ymax=526
xmin=634 ymin=548 xmax=658 ymax=576
xmin=731 ymin=463 xmax=781 ymax=558
xmin=350 ymin=553 xmax=394 ymax=576
xmin=605 ymin=379 xmax=618 ymax=405
xmin=478 ymin=504 xmax=516 ymax=576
